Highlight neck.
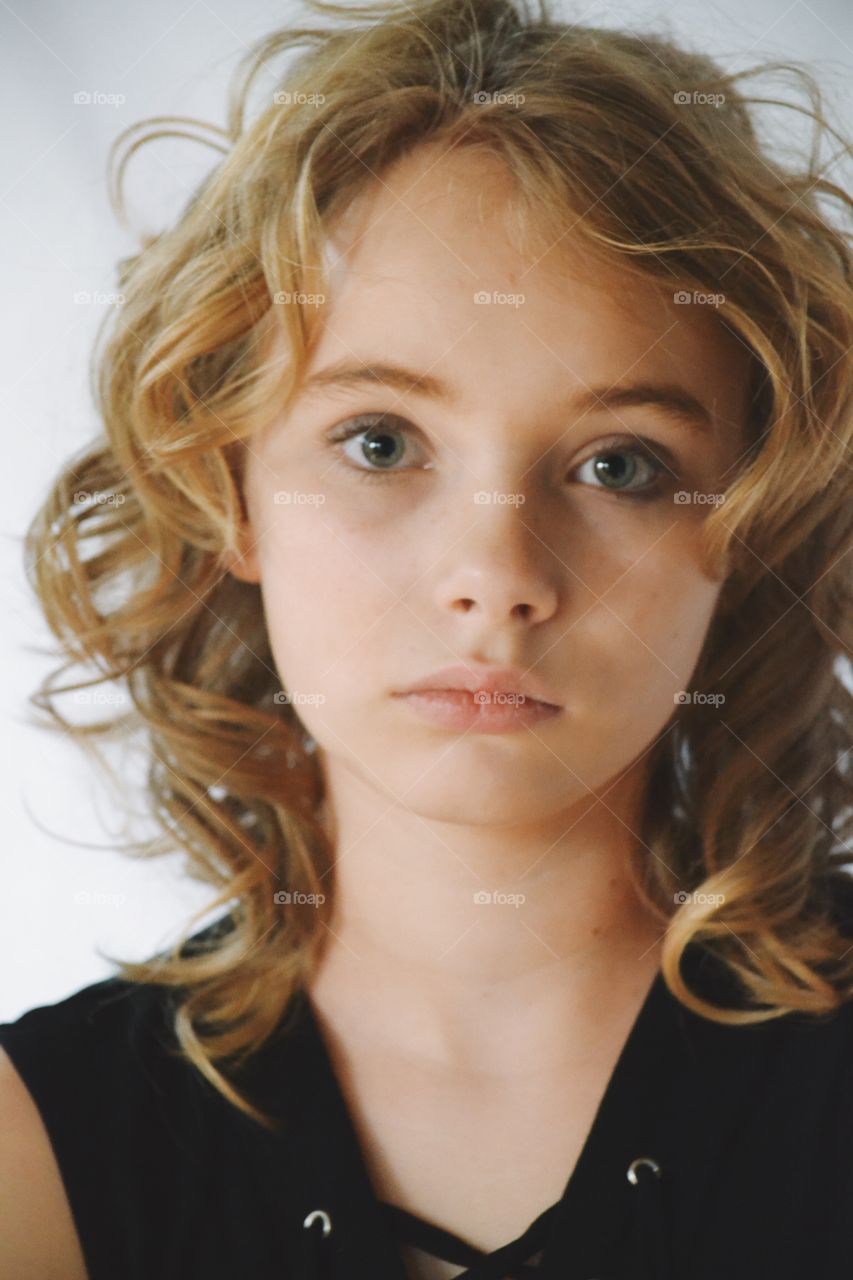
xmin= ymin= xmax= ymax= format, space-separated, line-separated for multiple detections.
xmin=307 ymin=757 xmax=666 ymax=1078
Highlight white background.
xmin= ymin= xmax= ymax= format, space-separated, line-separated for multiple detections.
xmin=2 ymin=0 xmax=852 ymax=1017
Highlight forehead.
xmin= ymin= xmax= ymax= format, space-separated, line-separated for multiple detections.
xmin=310 ymin=142 xmax=753 ymax=432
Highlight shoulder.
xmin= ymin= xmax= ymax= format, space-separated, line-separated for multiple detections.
xmin=673 ymin=877 xmax=853 ymax=1107
xmin=0 ymin=1041 xmax=90 ymax=1279
xmin=0 ymin=976 xmax=180 ymax=1280
xmin=723 ymin=875 xmax=853 ymax=1106
xmin=788 ymin=874 xmax=853 ymax=1053
xmin=0 ymin=912 xmax=238 ymax=1101
xmin=0 ymin=973 xmax=184 ymax=1116
xmin=0 ymin=918 xmax=247 ymax=1280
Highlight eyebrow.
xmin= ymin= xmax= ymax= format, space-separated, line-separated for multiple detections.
xmin=298 ymin=359 xmax=715 ymax=434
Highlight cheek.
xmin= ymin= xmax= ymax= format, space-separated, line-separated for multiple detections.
xmin=622 ymin=548 xmax=721 ymax=667
xmin=578 ymin=549 xmax=721 ymax=730
xmin=255 ymin=514 xmax=399 ymax=692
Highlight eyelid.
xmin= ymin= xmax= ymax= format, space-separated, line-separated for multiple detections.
xmin=578 ymin=431 xmax=679 ymax=474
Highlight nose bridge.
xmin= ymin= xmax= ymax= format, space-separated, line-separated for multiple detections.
xmin=467 ymin=424 xmax=555 ymax=532
xmin=470 ymin=482 xmax=536 ymax=557
xmin=458 ymin=450 xmax=532 ymax=545
xmin=453 ymin=430 xmax=563 ymax=562
xmin=462 ymin=417 xmax=540 ymax=501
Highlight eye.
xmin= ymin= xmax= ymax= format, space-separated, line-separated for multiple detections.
xmin=327 ymin=413 xmax=428 ymax=477
xmin=574 ymin=441 xmax=673 ymax=498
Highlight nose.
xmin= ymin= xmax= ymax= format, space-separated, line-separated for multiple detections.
xmin=433 ymin=491 xmax=560 ymax=627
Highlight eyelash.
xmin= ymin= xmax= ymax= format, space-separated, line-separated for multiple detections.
xmin=326 ymin=413 xmax=678 ymax=500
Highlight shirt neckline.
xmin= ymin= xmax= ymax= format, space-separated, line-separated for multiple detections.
xmin=287 ymin=959 xmax=671 ymax=1277
xmin=245 ymin=940 xmax=778 ymax=1279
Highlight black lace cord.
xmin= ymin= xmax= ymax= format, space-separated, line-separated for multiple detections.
xmin=298 ymin=1160 xmax=669 ymax=1280
xmin=626 ymin=1156 xmax=670 ymax=1280
xmin=380 ymin=1199 xmax=559 ymax=1280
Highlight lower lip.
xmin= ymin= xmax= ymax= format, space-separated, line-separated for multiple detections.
xmin=393 ymin=690 xmax=563 ymax=733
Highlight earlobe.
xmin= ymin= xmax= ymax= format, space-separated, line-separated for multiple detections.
xmin=221 ymin=537 xmax=262 ymax=584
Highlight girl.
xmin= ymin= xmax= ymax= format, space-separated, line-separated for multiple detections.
xmin=1 ymin=1 xmax=852 ymax=1277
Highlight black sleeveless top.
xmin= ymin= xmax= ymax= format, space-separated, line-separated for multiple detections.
xmin=378 ymin=1197 xmax=549 ymax=1276
xmin=4 ymin=886 xmax=853 ymax=1280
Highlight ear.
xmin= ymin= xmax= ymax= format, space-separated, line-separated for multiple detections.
xmin=222 ymin=443 xmax=263 ymax=583
xmin=221 ymin=530 xmax=262 ymax=584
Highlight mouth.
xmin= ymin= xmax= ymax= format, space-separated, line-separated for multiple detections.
xmin=396 ymin=688 xmax=559 ymax=707
xmin=394 ymin=663 xmax=563 ymax=709
xmin=392 ymin=687 xmax=563 ymax=734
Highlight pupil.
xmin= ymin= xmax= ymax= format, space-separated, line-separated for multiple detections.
xmin=594 ymin=452 xmax=635 ymax=488
xmin=363 ymin=430 xmax=401 ymax=468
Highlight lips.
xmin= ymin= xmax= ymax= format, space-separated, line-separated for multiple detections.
xmin=394 ymin=663 xmax=563 ymax=708
xmin=394 ymin=686 xmax=562 ymax=733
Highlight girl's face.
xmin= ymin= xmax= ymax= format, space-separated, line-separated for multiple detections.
xmin=228 ymin=143 xmax=753 ymax=825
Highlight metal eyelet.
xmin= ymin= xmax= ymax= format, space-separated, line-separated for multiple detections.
xmin=626 ymin=1156 xmax=662 ymax=1184
xmin=303 ymin=1208 xmax=333 ymax=1236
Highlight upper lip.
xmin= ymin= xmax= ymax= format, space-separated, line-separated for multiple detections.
xmin=394 ymin=663 xmax=563 ymax=707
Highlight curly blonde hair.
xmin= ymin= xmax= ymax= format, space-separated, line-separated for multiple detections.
xmin=24 ymin=0 xmax=853 ymax=1131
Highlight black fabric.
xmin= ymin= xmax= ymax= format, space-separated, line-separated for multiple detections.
xmin=379 ymin=1197 xmax=550 ymax=1277
xmin=3 ymin=880 xmax=853 ymax=1279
